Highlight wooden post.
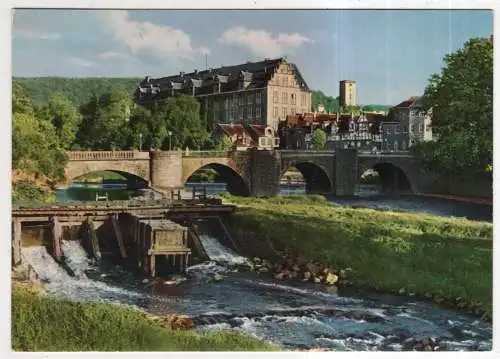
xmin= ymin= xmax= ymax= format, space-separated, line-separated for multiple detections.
xmin=12 ymin=219 xmax=22 ymax=266
xmin=111 ymin=215 xmax=127 ymax=259
xmin=86 ymin=219 xmax=101 ymax=262
xmin=150 ymin=255 xmax=156 ymax=278
xmin=51 ymin=217 xmax=62 ymax=262
xmin=192 ymin=186 xmax=196 ymax=200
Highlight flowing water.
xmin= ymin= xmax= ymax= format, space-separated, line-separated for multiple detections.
xmin=42 ymin=181 xmax=493 ymax=350
xmin=21 ymin=237 xmax=492 ymax=351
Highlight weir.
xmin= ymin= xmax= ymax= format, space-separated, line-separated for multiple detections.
xmin=12 ymin=199 xmax=236 ymax=278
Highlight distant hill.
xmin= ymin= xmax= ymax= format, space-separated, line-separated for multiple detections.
xmin=12 ymin=77 xmax=391 ymax=113
xmin=12 ymin=77 xmax=141 ymax=107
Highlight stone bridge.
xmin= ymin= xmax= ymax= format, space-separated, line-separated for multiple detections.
xmin=64 ymin=149 xmax=431 ymax=197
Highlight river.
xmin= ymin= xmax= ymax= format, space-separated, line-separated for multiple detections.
xmin=22 ymin=237 xmax=492 ymax=351
xmin=38 ymin=182 xmax=493 ymax=351
xmin=57 ymin=182 xmax=492 ymax=222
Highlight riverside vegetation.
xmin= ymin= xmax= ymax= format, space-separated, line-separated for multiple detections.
xmin=11 ymin=283 xmax=276 ymax=351
xmin=222 ymin=194 xmax=493 ymax=321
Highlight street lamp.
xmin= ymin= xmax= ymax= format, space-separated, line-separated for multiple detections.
xmin=139 ymin=133 xmax=143 ymax=151
xmin=168 ymin=131 xmax=173 ymax=151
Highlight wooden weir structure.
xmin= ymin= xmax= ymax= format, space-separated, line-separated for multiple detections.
xmin=12 ymin=198 xmax=235 ymax=277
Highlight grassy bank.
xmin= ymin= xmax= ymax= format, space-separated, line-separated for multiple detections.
xmin=223 ymin=195 xmax=493 ymax=319
xmin=11 ymin=283 xmax=276 ymax=351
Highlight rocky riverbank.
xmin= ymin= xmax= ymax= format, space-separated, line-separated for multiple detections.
xmin=223 ymin=194 xmax=493 ymax=322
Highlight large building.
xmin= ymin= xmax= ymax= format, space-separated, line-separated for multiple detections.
xmin=339 ymin=80 xmax=357 ymax=108
xmin=134 ymin=58 xmax=312 ymax=131
xmin=388 ymin=96 xmax=433 ymax=146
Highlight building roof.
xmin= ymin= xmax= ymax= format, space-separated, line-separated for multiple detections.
xmin=393 ymin=96 xmax=422 ymax=108
xmin=136 ymin=58 xmax=310 ymax=101
xmin=216 ymin=123 xmax=252 ymax=138
xmin=247 ymin=124 xmax=266 ymax=138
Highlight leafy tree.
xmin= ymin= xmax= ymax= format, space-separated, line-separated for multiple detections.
xmin=76 ymin=88 xmax=134 ymax=150
xmin=215 ymin=134 xmax=234 ymax=150
xmin=154 ymin=95 xmax=211 ymax=150
xmin=311 ymin=128 xmax=327 ymax=150
xmin=418 ymin=36 xmax=493 ymax=175
xmin=12 ymin=110 xmax=66 ymax=181
xmin=39 ymin=93 xmax=82 ymax=149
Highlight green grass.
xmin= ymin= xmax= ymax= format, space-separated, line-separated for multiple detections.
xmin=222 ymin=194 xmax=493 ymax=318
xmin=12 ymin=285 xmax=277 ymax=352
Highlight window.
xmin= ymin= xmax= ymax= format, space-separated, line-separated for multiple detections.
xmin=291 ymin=107 xmax=296 ymax=115
xmin=256 ymin=92 xmax=261 ymax=104
xmin=282 ymin=107 xmax=287 ymax=118
xmin=225 ymin=97 xmax=230 ymax=110
xmin=282 ymin=92 xmax=288 ymax=104
xmin=403 ymin=126 xmax=408 ymax=133
xmin=291 ymin=93 xmax=296 ymax=105
xmin=395 ymin=124 xmax=400 ymax=134
xmin=301 ymin=93 xmax=306 ymax=106
xmin=419 ymin=123 xmax=424 ymax=133
xmin=248 ymin=93 xmax=254 ymax=104
xmin=239 ymin=95 xmax=245 ymax=105
xmin=256 ymin=106 xmax=262 ymax=118
xmin=274 ymin=107 xmax=279 ymax=118
xmin=274 ymin=91 xmax=279 ymax=103
xmin=283 ymin=76 xmax=288 ymax=87
xmin=238 ymin=107 xmax=244 ymax=120
xmin=394 ymin=140 xmax=399 ymax=151
xmin=402 ymin=140 xmax=407 ymax=150
xmin=248 ymin=106 xmax=254 ymax=119
xmin=426 ymin=125 xmax=431 ymax=132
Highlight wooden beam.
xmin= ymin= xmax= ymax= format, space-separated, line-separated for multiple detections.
xmin=110 ymin=215 xmax=127 ymax=259
xmin=12 ymin=219 xmax=22 ymax=266
xmin=51 ymin=217 xmax=62 ymax=262
xmin=86 ymin=219 xmax=102 ymax=261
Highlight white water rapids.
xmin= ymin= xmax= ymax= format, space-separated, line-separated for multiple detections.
xmin=19 ymin=238 xmax=493 ymax=352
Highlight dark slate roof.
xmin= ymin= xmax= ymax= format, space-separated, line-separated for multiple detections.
xmin=135 ymin=58 xmax=310 ymax=101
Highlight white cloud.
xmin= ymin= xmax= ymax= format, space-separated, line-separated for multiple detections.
xmin=97 ymin=51 xmax=134 ymax=61
xmin=68 ymin=57 xmax=93 ymax=67
xmin=99 ymin=10 xmax=209 ymax=64
xmin=13 ymin=28 xmax=60 ymax=40
xmin=219 ymin=27 xmax=314 ymax=58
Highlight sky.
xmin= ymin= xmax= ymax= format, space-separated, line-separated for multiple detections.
xmin=11 ymin=9 xmax=493 ymax=105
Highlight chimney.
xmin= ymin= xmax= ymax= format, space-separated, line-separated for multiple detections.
xmin=180 ymin=71 xmax=185 ymax=77
xmin=194 ymin=69 xmax=198 ymax=76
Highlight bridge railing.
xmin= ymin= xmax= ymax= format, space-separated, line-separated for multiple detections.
xmin=67 ymin=151 xmax=149 ymax=161
xmin=182 ymin=150 xmax=232 ymax=157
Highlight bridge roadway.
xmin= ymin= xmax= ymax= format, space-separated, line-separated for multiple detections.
xmin=63 ymin=149 xmax=429 ymax=197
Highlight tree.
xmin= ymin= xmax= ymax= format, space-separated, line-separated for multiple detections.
xmin=75 ymin=88 xmax=134 ymax=150
xmin=418 ymin=36 xmax=493 ymax=175
xmin=157 ymin=95 xmax=211 ymax=150
xmin=311 ymin=91 xmax=339 ymax=113
xmin=311 ymin=128 xmax=327 ymax=150
xmin=215 ymin=135 xmax=234 ymax=150
xmin=39 ymin=93 xmax=82 ymax=149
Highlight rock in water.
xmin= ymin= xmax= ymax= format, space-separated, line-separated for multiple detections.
xmin=303 ymin=271 xmax=311 ymax=280
xmin=325 ymin=273 xmax=339 ymax=285
xmin=213 ymin=274 xmax=225 ymax=282
xmin=142 ymin=278 xmax=149 ymax=284
xmin=314 ymin=277 xmax=321 ymax=283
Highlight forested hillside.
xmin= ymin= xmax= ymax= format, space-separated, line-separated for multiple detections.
xmin=14 ymin=77 xmax=389 ymax=111
xmin=13 ymin=77 xmax=141 ymax=107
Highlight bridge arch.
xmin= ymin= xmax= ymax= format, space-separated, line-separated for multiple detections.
xmin=183 ymin=162 xmax=250 ymax=197
xmin=281 ymin=161 xmax=334 ymax=194
xmin=68 ymin=170 xmax=149 ymax=189
xmin=358 ymin=162 xmax=413 ymax=194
